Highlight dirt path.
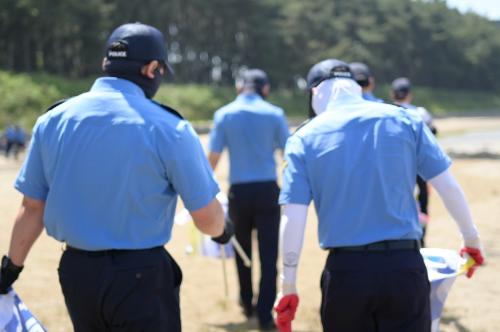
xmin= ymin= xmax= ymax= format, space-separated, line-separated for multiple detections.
xmin=1 ymin=116 xmax=499 ymax=332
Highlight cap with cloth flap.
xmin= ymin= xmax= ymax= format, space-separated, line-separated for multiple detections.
xmin=105 ymin=22 xmax=173 ymax=73
xmin=238 ymin=68 xmax=269 ymax=90
xmin=391 ymin=77 xmax=411 ymax=99
xmin=306 ymin=59 xmax=354 ymax=89
xmin=349 ymin=62 xmax=372 ymax=87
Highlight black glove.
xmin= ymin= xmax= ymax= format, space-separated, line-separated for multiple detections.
xmin=211 ymin=219 xmax=234 ymax=245
xmin=0 ymin=255 xmax=23 ymax=294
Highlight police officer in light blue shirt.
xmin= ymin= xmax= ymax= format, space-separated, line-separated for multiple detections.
xmin=273 ymin=59 xmax=483 ymax=332
xmin=208 ymin=69 xmax=289 ymax=329
xmin=391 ymin=77 xmax=438 ymax=247
xmin=0 ymin=23 xmax=232 ymax=332
xmin=350 ymin=62 xmax=384 ymax=102
xmin=3 ymin=125 xmax=25 ymax=159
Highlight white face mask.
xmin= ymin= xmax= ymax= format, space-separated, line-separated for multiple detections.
xmin=311 ymin=78 xmax=362 ymax=115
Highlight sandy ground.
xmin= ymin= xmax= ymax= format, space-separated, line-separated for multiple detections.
xmin=1 ymin=116 xmax=500 ymax=332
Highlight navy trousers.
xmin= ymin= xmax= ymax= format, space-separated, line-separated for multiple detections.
xmin=228 ymin=181 xmax=281 ymax=326
xmin=320 ymin=249 xmax=431 ymax=332
xmin=417 ymin=175 xmax=429 ymax=246
xmin=58 ymin=246 xmax=182 ymax=332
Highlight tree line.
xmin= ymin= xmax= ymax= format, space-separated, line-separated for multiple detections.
xmin=1 ymin=0 xmax=500 ymax=91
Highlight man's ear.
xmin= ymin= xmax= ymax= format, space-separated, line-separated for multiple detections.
xmin=368 ymin=76 xmax=375 ymax=89
xmin=141 ymin=60 xmax=159 ymax=79
xmin=407 ymin=92 xmax=413 ymax=103
xmin=311 ymin=86 xmax=318 ymax=96
xmin=262 ymin=84 xmax=270 ymax=97
xmin=101 ymin=58 xmax=108 ymax=71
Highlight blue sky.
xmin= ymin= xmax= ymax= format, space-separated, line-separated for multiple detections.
xmin=446 ymin=0 xmax=500 ymax=20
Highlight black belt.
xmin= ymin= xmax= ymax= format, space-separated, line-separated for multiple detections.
xmin=329 ymin=240 xmax=420 ymax=253
xmin=65 ymin=245 xmax=162 ymax=257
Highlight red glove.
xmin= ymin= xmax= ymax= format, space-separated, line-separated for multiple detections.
xmin=460 ymin=247 xmax=484 ymax=278
xmin=274 ymin=294 xmax=299 ymax=332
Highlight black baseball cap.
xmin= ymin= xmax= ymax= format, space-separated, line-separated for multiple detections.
xmin=349 ymin=62 xmax=372 ymax=87
xmin=391 ymin=77 xmax=411 ymax=92
xmin=391 ymin=77 xmax=411 ymax=99
xmin=306 ymin=59 xmax=354 ymax=89
xmin=105 ymin=22 xmax=173 ymax=73
xmin=239 ymin=69 xmax=269 ymax=89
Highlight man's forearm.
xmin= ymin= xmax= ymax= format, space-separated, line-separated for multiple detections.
xmin=191 ymin=198 xmax=225 ymax=237
xmin=280 ymin=204 xmax=308 ymax=291
xmin=8 ymin=197 xmax=45 ymax=266
xmin=429 ymin=169 xmax=479 ymax=241
xmin=208 ymin=152 xmax=221 ymax=171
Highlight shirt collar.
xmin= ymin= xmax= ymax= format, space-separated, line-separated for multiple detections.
xmin=399 ymin=102 xmax=416 ymax=109
xmin=236 ymin=92 xmax=263 ymax=101
xmin=90 ymin=77 xmax=145 ymax=97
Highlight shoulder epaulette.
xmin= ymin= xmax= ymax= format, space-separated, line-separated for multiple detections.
xmin=292 ymin=118 xmax=311 ymax=135
xmin=153 ymin=101 xmax=184 ymax=119
xmin=46 ymin=99 xmax=68 ymax=112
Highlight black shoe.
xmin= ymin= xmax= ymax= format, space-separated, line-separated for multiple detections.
xmin=259 ymin=320 xmax=276 ymax=331
xmin=239 ymin=299 xmax=254 ymax=318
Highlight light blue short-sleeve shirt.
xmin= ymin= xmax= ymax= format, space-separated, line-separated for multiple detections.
xmin=362 ymin=91 xmax=384 ymax=103
xmin=209 ymin=93 xmax=289 ymax=184
xmin=15 ymin=77 xmax=219 ymax=250
xmin=279 ymin=97 xmax=451 ymax=249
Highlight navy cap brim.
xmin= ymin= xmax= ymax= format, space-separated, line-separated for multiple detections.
xmin=306 ymin=59 xmax=353 ymax=89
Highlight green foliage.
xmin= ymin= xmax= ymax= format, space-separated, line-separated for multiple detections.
xmin=1 ymin=71 xmax=499 ymax=132
xmin=1 ymin=0 xmax=500 ymax=91
xmin=155 ymin=84 xmax=235 ymax=121
xmin=156 ymin=84 xmax=307 ymax=123
xmin=377 ymin=85 xmax=500 ymax=116
xmin=0 ymin=71 xmax=96 ymax=128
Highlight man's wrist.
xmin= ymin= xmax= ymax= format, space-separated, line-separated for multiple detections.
xmin=1 ymin=255 xmax=23 ymax=273
xmin=281 ymin=283 xmax=297 ymax=295
xmin=211 ymin=222 xmax=234 ymax=244
xmin=0 ymin=255 xmax=24 ymax=294
xmin=462 ymin=236 xmax=481 ymax=249
xmin=282 ymin=265 xmax=297 ymax=286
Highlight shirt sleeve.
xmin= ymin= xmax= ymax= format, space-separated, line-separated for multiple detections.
xmin=279 ymin=135 xmax=312 ymax=205
xmin=14 ymin=119 xmax=49 ymax=200
xmin=208 ymin=111 xmax=225 ymax=153
xmin=416 ymin=121 xmax=451 ymax=181
xmin=280 ymin=203 xmax=308 ymax=285
xmin=166 ymin=123 xmax=220 ymax=211
xmin=429 ymin=169 xmax=478 ymax=240
xmin=275 ymin=111 xmax=290 ymax=150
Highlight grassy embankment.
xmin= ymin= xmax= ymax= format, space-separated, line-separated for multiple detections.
xmin=1 ymin=70 xmax=500 ymax=131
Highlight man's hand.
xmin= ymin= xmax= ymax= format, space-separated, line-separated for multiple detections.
xmin=460 ymin=247 xmax=484 ymax=278
xmin=275 ymin=294 xmax=299 ymax=332
xmin=460 ymin=237 xmax=485 ymax=278
xmin=1 ymin=196 xmax=44 ymax=294
xmin=0 ymin=255 xmax=24 ymax=294
xmin=418 ymin=212 xmax=429 ymax=226
xmin=211 ymin=219 xmax=234 ymax=245
xmin=274 ymin=284 xmax=299 ymax=332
